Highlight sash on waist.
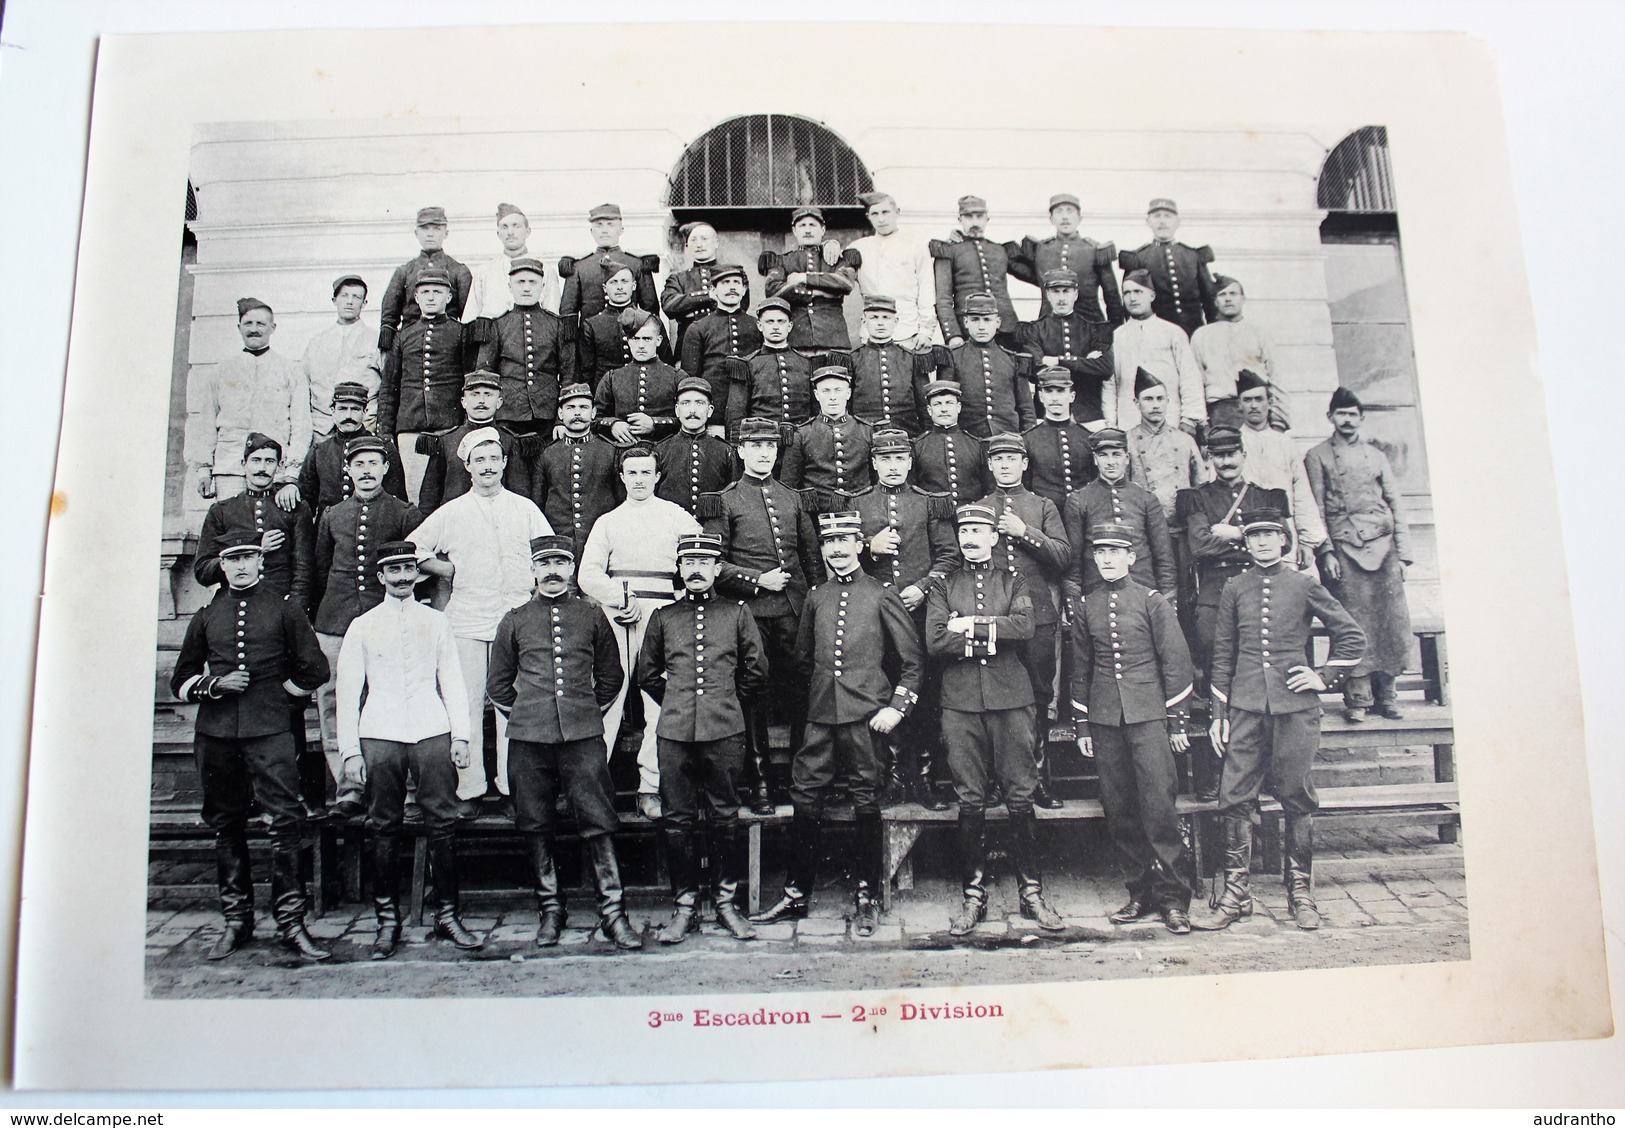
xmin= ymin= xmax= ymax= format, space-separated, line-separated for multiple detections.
xmin=608 ymin=567 xmax=677 ymax=602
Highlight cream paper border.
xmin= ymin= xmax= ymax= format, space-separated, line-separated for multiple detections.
xmin=14 ymin=22 xmax=1611 ymax=1090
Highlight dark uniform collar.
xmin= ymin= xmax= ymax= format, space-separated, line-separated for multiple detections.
xmin=243 ymin=485 xmax=273 ymax=499
xmin=880 ymin=481 xmax=908 ymax=495
xmin=831 ymin=568 xmax=862 ymax=584
xmin=992 ymin=483 xmax=1028 ymax=497
xmin=682 ymin=588 xmax=715 ymax=603
xmin=821 ymin=413 xmax=851 ymax=425
xmin=243 ymin=346 xmax=270 ymax=357
xmin=421 ymin=312 xmax=448 ymax=324
xmin=225 ymin=581 xmax=262 ymax=597
xmin=1102 ymin=575 xmax=1131 ymax=591
xmin=1254 ymin=561 xmax=1287 ymax=577
xmin=929 ymin=423 xmax=961 ymax=434
xmin=741 ymin=472 xmax=773 ymax=488
xmin=560 ymin=431 xmax=592 ymax=444
xmin=962 ymin=557 xmax=996 ymax=572
xmin=1096 ymin=474 xmax=1129 ymax=489
xmin=534 ymin=589 xmax=571 ymax=604
xmin=596 ymin=245 xmax=623 ymax=255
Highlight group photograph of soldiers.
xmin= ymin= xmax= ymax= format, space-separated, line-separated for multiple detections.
xmin=149 ymin=115 xmax=1464 ymax=998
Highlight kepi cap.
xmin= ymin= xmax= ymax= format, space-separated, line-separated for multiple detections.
xmin=923 ymin=379 xmax=962 ymax=401
xmin=1205 ymin=425 xmax=1244 ymax=454
xmin=1147 ymin=198 xmax=1178 ymax=215
xmin=675 ymin=375 xmax=713 ymax=400
xmin=1035 ymin=366 xmax=1073 ymax=389
xmin=1040 ymin=268 xmax=1079 ymax=289
xmin=1089 ymin=427 xmax=1128 ymax=452
xmin=1048 ymin=193 xmax=1081 ymax=212
xmin=1240 ymin=508 xmax=1288 ymax=536
xmin=676 ymin=533 xmax=725 ymax=559
xmin=343 ymin=435 xmax=390 ymax=463
xmin=985 ymin=432 xmax=1028 ymax=458
xmin=588 ymin=203 xmax=623 ymax=221
xmin=558 ymin=382 xmax=594 ymax=406
xmin=530 ymin=535 xmax=575 ymax=561
xmin=218 ymin=530 xmax=266 ymax=558
xmin=331 ymin=273 xmax=367 ymax=296
xmin=376 ymin=540 xmax=419 ymax=568
xmin=756 ymin=295 xmax=792 ymax=317
xmin=862 ymin=294 xmax=898 ymax=313
xmin=790 ymin=206 xmax=825 ymax=225
xmin=735 ymin=417 xmax=781 ymax=444
xmin=416 ymin=206 xmax=448 ymax=226
xmin=414 ymin=266 xmax=453 ymax=290
xmin=1090 ymin=522 xmax=1136 ymax=549
xmin=462 ymin=369 xmax=502 ymax=391
xmin=710 ymin=263 xmax=747 ymax=283
xmin=331 ymin=381 xmax=370 ymax=407
xmin=811 ymin=365 xmax=852 ymax=387
xmin=870 ymin=429 xmax=911 ymax=455
xmin=955 ymin=503 xmax=997 ymax=528
xmin=507 ymin=257 xmax=547 ymax=277
xmin=961 ymin=291 xmax=999 ymax=316
xmin=957 ymin=194 xmax=988 ymax=213
xmin=817 ymin=511 xmax=864 ymax=540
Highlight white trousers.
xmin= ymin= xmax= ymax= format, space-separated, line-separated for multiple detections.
xmin=454 ymin=635 xmax=510 ymax=800
xmin=599 ymin=600 xmax=667 ymax=796
xmin=395 ymin=431 xmax=431 ymax=505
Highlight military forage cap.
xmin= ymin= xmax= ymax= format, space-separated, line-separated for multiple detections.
xmin=1035 ymin=365 xmax=1073 ymax=389
xmin=1240 ymin=508 xmax=1288 ymax=536
xmin=790 ymin=205 xmax=826 ymax=225
xmin=735 ymin=417 xmax=782 ymax=444
xmin=1091 ymin=522 xmax=1136 ymax=548
xmin=863 ymin=293 xmax=898 ymax=313
xmin=870 ymin=428 xmax=912 ymax=455
xmin=462 ymin=369 xmax=502 ymax=391
xmin=377 ymin=540 xmax=419 ymax=567
xmin=558 ymin=382 xmax=594 ymax=405
xmin=961 ymin=291 xmax=1000 ymax=316
xmin=923 ymin=379 xmax=963 ymax=401
xmin=676 ymin=532 xmax=725 ymax=559
xmin=507 ymin=256 xmax=547 ymax=277
xmin=1147 ymin=197 xmax=1179 ymax=215
xmin=710 ymin=262 xmax=748 ymax=283
xmin=1213 ymin=273 xmax=1243 ymax=296
xmin=955 ymin=503 xmax=998 ymax=528
xmin=756 ymin=295 xmax=793 ymax=317
xmin=1132 ymin=367 xmax=1164 ymax=397
xmin=1041 ymin=268 xmax=1080 ymax=290
xmin=331 ymin=273 xmax=367 ymax=297
xmin=331 ymin=380 xmax=370 ymax=407
xmin=812 ymin=365 xmax=852 ymax=387
xmin=1122 ymin=269 xmax=1154 ymax=294
xmin=495 ymin=202 xmax=525 ymax=221
xmin=530 ymin=534 xmax=575 ymax=561
xmin=818 ymin=511 xmax=864 ymax=540
xmin=1329 ymin=386 xmax=1363 ymax=413
xmin=985 ymin=432 xmax=1028 ymax=458
xmin=218 ymin=529 xmax=266 ymax=558
xmin=957 ymin=194 xmax=989 ymax=213
xmin=456 ymin=426 xmax=504 ymax=462
xmin=1236 ymin=368 xmax=1268 ymax=395
xmin=1205 ymin=425 xmax=1244 ymax=454
xmin=343 ymin=435 xmax=390 ymax=463
xmin=236 ymin=296 xmax=272 ymax=318
xmin=415 ymin=266 xmax=454 ymax=290
xmin=1048 ymin=192 xmax=1082 ymax=212
xmin=243 ymin=432 xmax=283 ymax=461
xmin=675 ymin=375 xmax=713 ymax=400
xmin=416 ymin=206 xmax=449 ymax=226
xmin=588 ymin=203 xmax=623 ymax=221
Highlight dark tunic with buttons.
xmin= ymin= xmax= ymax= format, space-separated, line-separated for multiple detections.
xmin=1120 ymin=241 xmax=1219 ymax=338
xmin=782 ymin=414 xmax=875 ymax=495
xmin=1069 ymin=578 xmax=1194 ymax=728
xmin=912 ymin=424 xmax=988 ymax=506
xmin=795 ymin=570 xmax=924 ymax=726
xmin=1023 ymin=419 xmax=1098 ymax=511
xmin=297 ymin=429 xmax=409 ymax=517
xmin=576 ymin=304 xmax=675 ymax=388
xmin=1179 ymin=478 xmax=1291 ymax=610
xmin=416 ymin=421 xmax=532 ymax=515
xmin=378 ymin=314 xmax=477 ymax=436
xmin=486 ymin=591 xmax=624 ymax=744
xmin=680 ymin=309 xmax=763 ymax=405
xmin=195 ymin=490 xmax=316 ymax=611
xmin=529 ymin=434 xmax=623 ymax=559
xmin=311 ymin=492 xmax=423 ymax=636
xmin=593 ymin=360 xmax=681 ymax=444
xmin=475 ymin=304 xmax=574 ymax=426
xmin=851 ymin=484 xmax=958 ymax=597
xmin=935 ymin=341 xmax=1036 ymax=439
xmin=662 ymin=261 xmax=746 ymax=358
xmin=929 ymin=236 xmax=1019 ymax=341
xmin=724 ymin=346 xmax=822 ymax=436
xmin=977 ymin=485 xmax=1070 ymax=625
xmin=847 ymin=341 xmax=939 ymax=435
xmin=925 ymin=563 xmax=1035 ymax=711
xmin=636 ymin=591 xmax=769 ymax=742
xmin=557 ymin=246 xmax=659 ymax=327
xmin=654 ymin=430 xmax=737 ymax=514
xmin=1062 ymin=476 xmax=1177 ymax=600
xmin=377 ymin=249 xmax=473 ymax=352
xmin=171 ymin=581 xmax=330 ymax=739
xmin=1013 ymin=314 xmax=1116 ymax=424
xmin=699 ymin=476 xmax=825 ymax=620
xmin=1209 ymin=563 xmax=1365 ymax=715
xmin=1008 ymin=234 xmax=1123 ymax=324
xmin=764 ymin=244 xmax=859 ymax=351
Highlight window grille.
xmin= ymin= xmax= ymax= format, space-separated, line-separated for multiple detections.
xmin=667 ymin=114 xmax=874 ymax=209
xmin=1317 ymin=126 xmax=1396 ymax=213
xmin=185 ymin=180 xmax=198 ymax=222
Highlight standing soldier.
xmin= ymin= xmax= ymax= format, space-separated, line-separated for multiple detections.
xmin=1192 ymin=275 xmax=1289 ymax=431
xmin=928 ymin=504 xmax=1064 ymax=935
xmin=936 ymin=292 xmax=1036 ymax=439
xmin=416 ymin=371 xmax=532 ymax=515
xmin=297 ymin=382 xmax=408 ymax=517
xmin=912 ymin=380 xmax=988 ymax=506
xmin=1008 ymin=193 xmax=1124 ymax=325
xmin=1109 ymin=270 xmax=1206 ymax=436
xmin=530 ymin=383 xmax=623 ymax=559
xmin=488 ymin=535 xmax=643 ymax=950
xmin=1023 ymin=368 xmax=1098 ymax=512
xmin=169 ymin=532 xmax=330 ymax=961
xmin=782 ymin=366 xmax=875 ymax=496
xmin=1062 ymin=428 xmax=1176 ymax=605
xmin=679 ymin=264 xmax=762 ymax=408
xmin=378 ymin=268 xmax=479 ymax=503
xmin=636 ymin=532 xmax=770 ymax=943
xmin=978 ymin=433 xmax=1071 ymax=808
xmin=577 ymin=263 xmax=661 ymax=387
xmin=301 ymin=274 xmax=382 ymax=438
xmin=1304 ymin=387 xmax=1415 ymax=723
xmin=1126 ymin=370 xmax=1209 ymax=523
xmin=311 ymin=435 xmax=423 ymax=819
xmin=699 ymin=418 xmax=825 ymax=813
xmin=462 ymin=203 xmax=555 ymax=322
xmin=556 ymin=203 xmax=660 ymax=329
xmin=724 ymin=296 xmax=821 ymax=439
xmin=594 ymin=309 xmax=683 ymax=447
xmin=1194 ymin=509 xmax=1365 ymax=932
xmin=851 ymin=429 xmax=959 ymax=808
xmin=930 ymin=195 xmax=1019 ymax=348
xmin=195 ymin=434 xmax=316 ymax=614
xmin=762 ymin=206 xmax=859 ymax=353
xmin=1118 ymin=198 xmax=1218 ymax=339
xmin=377 ymin=206 xmax=473 ymax=353
xmin=655 ymin=376 xmax=737 ymax=514
xmin=1013 ymin=269 xmax=1116 ymax=426
xmin=334 ymin=539 xmax=481 ymax=957
xmin=1235 ymin=370 xmax=1329 ymax=569
xmin=750 ymin=512 xmax=923 ymax=937
xmin=846 ymin=294 xmax=941 ymax=436
xmin=849 ymin=191 xmax=939 ymax=350
xmin=1071 ymin=522 xmax=1197 ymax=934
xmin=662 ymin=221 xmax=737 ymax=359
xmin=474 ymin=256 xmax=574 ymax=440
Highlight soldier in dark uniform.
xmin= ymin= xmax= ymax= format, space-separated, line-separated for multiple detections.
xmin=679 ymin=264 xmax=762 ymax=408
xmin=636 ymin=532 xmax=770 ymax=943
xmin=1071 ymin=522 xmax=1197 ymax=934
xmin=655 ymin=376 xmax=737 ymax=514
xmin=1023 ymin=367 xmax=1098 ymax=511
xmin=594 ymin=308 xmax=682 ymax=446
xmin=1013 ymin=269 xmax=1116 ymax=425
xmin=377 ymin=206 xmax=473 ymax=352
xmin=851 ymin=429 xmax=958 ymax=809
xmin=846 ymin=294 xmax=940 ymax=436
xmin=751 ymin=512 xmax=923 ymax=937
xmin=762 ymin=206 xmax=859 ymax=352
xmin=297 ymin=381 xmax=408 ymax=517
xmin=1007 ymin=193 xmax=1124 ymax=325
xmin=170 ymin=532 xmax=331 ymax=961
xmin=662 ymin=221 xmax=741 ymax=359
xmin=195 ymin=433 xmax=316 ymax=614
xmin=930 ymin=195 xmax=1019 ymax=348
xmin=699 ymin=418 xmax=825 ymax=812
xmin=782 ymin=366 xmax=875 ymax=496
xmin=1193 ymin=509 xmax=1365 ymax=932
xmin=310 ymin=434 xmax=423 ymax=818
xmin=936 ymin=292 xmax=1036 ymax=439
xmin=473 ymin=257 xmax=573 ymax=440
xmin=557 ymin=203 xmax=660 ymax=329
xmin=417 ymin=370 xmax=533 ymax=515
xmin=1119 ymin=198 xmax=1219 ymax=339
xmin=978 ymin=432 xmax=1071 ymax=808
xmin=723 ymin=296 xmax=821 ymax=439
xmin=487 ymin=535 xmax=644 ymax=950
xmin=529 ymin=383 xmax=622 ymax=560
xmin=928 ymin=504 xmax=1064 ymax=935
xmin=378 ymin=267 xmax=480 ymax=503
xmin=1062 ymin=428 xmax=1177 ymax=605
xmin=912 ymin=380 xmax=989 ymax=506
xmin=578 ymin=263 xmax=673 ymax=387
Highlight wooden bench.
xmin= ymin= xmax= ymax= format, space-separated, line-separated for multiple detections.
xmin=1256 ymin=781 xmax=1461 ymax=874
xmin=147 ymin=808 xmax=337 ymax=918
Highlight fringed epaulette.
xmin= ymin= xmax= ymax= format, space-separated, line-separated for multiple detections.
xmin=1118 ymin=248 xmax=1142 ymax=272
xmin=695 ymin=491 xmax=725 ymax=521
xmin=924 ymin=490 xmax=957 ymax=521
xmin=640 ymin=254 xmax=661 ymax=274
xmin=1197 ymin=245 xmax=1215 ymax=265
xmin=927 ymin=238 xmax=951 ymax=260
xmin=414 ymin=432 xmax=442 ymax=457
xmin=756 ymin=250 xmax=782 ymax=276
xmin=1000 ymin=239 xmax=1022 ymax=260
xmin=556 ymin=255 xmax=578 ymax=278
xmin=1095 ymin=242 xmax=1117 ymax=266
xmin=801 ymin=487 xmax=840 ymax=515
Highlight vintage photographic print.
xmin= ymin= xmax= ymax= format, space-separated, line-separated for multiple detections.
xmin=15 ymin=23 xmax=1610 ymax=1090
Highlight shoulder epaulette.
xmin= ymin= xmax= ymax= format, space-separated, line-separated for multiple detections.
xmin=1095 ymin=242 xmax=1117 ymax=265
xmin=923 ymin=491 xmax=957 ymax=521
xmin=839 ymin=247 xmax=862 ymax=270
xmin=927 ymin=238 xmax=952 ymax=260
xmin=1117 ymin=248 xmax=1141 ymax=271
xmin=757 ymin=251 xmax=782 ymax=275
xmin=640 ymin=254 xmax=662 ymax=274
xmin=1197 ymin=245 xmax=1215 ymax=265
xmin=556 ymin=255 xmax=577 ymax=278
xmin=414 ymin=432 xmax=442 ymax=457
xmin=695 ymin=491 xmax=725 ymax=520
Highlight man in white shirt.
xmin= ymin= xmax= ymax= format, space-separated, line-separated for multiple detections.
xmin=335 ymin=539 xmax=481 ymax=957
xmin=462 ymin=202 xmax=557 ymax=320
xmin=407 ymin=427 xmax=554 ymax=809
xmin=849 ymin=191 xmax=939 ymax=350
xmin=577 ymin=445 xmax=703 ymax=817
xmin=301 ymin=274 xmax=382 ymax=437
xmin=1108 ymin=271 xmax=1206 ymax=435
xmin=1235 ymin=371 xmax=1328 ymax=569
xmin=1191 ymin=273 xmax=1288 ymax=431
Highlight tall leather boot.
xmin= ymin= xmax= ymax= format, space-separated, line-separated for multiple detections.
xmin=710 ymin=823 xmax=757 ymax=941
xmin=751 ymin=808 xmax=818 ymax=923
xmin=1010 ymin=810 xmax=1065 ymax=929
xmin=948 ymin=808 xmax=989 ymax=936
xmin=270 ymin=845 xmax=330 ymax=960
xmin=743 ymin=707 xmax=776 ymax=816
xmin=1031 ymin=729 xmax=1064 ymax=810
xmin=208 ymin=831 xmax=255 ymax=960
xmin=912 ymin=739 xmax=950 ymax=811
xmin=1284 ymin=816 xmax=1321 ymax=930
xmin=658 ymin=828 xmax=701 ymax=944
xmin=587 ymin=834 xmax=643 ymax=949
xmin=1190 ymin=812 xmax=1254 ymax=930
xmin=428 ymin=837 xmax=484 ymax=950
xmin=368 ymin=834 xmax=402 ymax=960
xmin=852 ymin=811 xmax=884 ymax=936
xmin=528 ymin=834 xmax=566 ymax=947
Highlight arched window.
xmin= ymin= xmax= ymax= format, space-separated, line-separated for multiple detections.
xmin=1317 ymin=125 xmax=1396 ymax=213
xmin=666 ymin=114 xmax=874 ymax=212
